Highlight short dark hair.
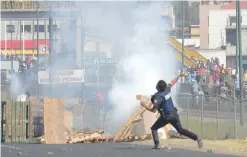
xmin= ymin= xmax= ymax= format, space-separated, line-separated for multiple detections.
xmin=156 ymin=80 xmax=167 ymax=92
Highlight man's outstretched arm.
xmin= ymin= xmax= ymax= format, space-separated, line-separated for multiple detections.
xmin=170 ymin=72 xmax=185 ymax=87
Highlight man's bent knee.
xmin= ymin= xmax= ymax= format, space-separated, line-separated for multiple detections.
xmin=151 ymin=126 xmax=158 ymax=131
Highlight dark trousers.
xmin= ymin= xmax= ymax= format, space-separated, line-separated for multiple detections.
xmin=151 ymin=111 xmax=198 ymax=146
xmin=204 ymin=91 xmax=210 ymax=102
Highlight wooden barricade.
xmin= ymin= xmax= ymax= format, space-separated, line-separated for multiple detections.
xmin=43 ymin=98 xmax=66 ymax=144
xmin=113 ymin=95 xmax=150 ymax=142
xmin=2 ymin=101 xmax=32 ymax=143
xmin=113 ymin=95 xmax=180 ymax=142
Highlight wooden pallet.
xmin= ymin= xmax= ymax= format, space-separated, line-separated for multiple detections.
xmin=37 ymin=130 xmax=113 ymax=144
xmin=113 ymin=95 xmax=183 ymax=142
xmin=113 ymin=95 xmax=151 ymax=142
xmin=2 ymin=101 xmax=32 ymax=143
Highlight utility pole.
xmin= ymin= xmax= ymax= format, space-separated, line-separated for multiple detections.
xmin=236 ymin=2 xmax=239 ymax=76
xmin=234 ymin=0 xmax=239 ymax=101
xmin=49 ymin=2 xmax=53 ymax=97
xmin=182 ymin=1 xmax=185 ymax=69
xmin=36 ymin=0 xmax=40 ymax=104
xmin=236 ymin=1 xmax=244 ymax=126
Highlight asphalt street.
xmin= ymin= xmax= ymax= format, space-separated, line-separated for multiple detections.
xmin=1 ymin=143 xmax=238 ymax=157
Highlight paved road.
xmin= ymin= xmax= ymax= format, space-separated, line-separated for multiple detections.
xmin=1 ymin=143 xmax=238 ymax=157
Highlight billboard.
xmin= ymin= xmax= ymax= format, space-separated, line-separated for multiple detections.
xmin=38 ymin=69 xmax=84 ymax=84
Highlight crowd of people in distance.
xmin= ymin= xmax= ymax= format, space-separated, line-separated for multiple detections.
xmin=182 ymin=57 xmax=247 ymax=99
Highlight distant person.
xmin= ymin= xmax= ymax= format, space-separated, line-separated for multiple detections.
xmin=244 ymin=70 xmax=247 ymax=82
xmin=200 ymin=79 xmax=210 ymax=102
xmin=235 ymin=79 xmax=240 ymax=100
xmin=140 ymin=72 xmax=203 ymax=149
xmin=219 ymin=82 xmax=227 ymax=98
xmin=191 ymin=80 xmax=199 ymax=107
xmin=244 ymin=82 xmax=247 ymax=99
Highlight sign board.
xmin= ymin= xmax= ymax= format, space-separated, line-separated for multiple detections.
xmin=38 ymin=69 xmax=84 ymax=84
xmin=39 ymin=44 xmax=48 ymax=53
xmin=83 ymin=51 xmax=106 ymax=66
xmin=93 ymin=58 xmax=116 ymax=65
xmin=12 ymin=61 xmax=20 ymax=70
xmin=243 ymin=60 xmax=247 ymax=64
xmin=1 ymin=1 xmax=76 ymax=10
xmin=1 ymin=61 xmax=11 ymax=70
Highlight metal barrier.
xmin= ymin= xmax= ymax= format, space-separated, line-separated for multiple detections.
xmin=175 ymin=93 xmax=247 ymax=140
xmin=177 ymin=83 xmax=220 ymax=95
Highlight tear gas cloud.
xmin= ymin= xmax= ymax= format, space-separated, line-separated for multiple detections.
xmin=4 ymin=2 xmax=179 ymax=133
xmin=105 ymin=2 xmax=179 ymax=134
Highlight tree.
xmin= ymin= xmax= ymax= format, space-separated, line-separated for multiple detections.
xmin=172 ymin=1 xmax=200 ymax=26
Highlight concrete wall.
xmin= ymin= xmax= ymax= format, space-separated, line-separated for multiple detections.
xmin=197 ymin=49 xmax=226 ymax=65
xmin=176 ymin=38 xmax=200 ymax=47
xmin=208 ymin=9 xmax=247 ymax=49
xmin=199 ymin=5 xmax=221 ymax=49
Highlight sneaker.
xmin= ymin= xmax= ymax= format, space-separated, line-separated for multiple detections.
xmin=152 ymin=144 xmax=160 ymax=149
xmin=197 ymin=138 xmax=203 ymax=149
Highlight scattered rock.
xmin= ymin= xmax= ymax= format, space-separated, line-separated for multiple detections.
xmin=207 ymin=149 xmax=213 ymax=153
xmin=18 ymin=152 xmax=22 ymax=155
xmin=60 ymin=148 xmax=67 ymax=152
xmin=47 ymin=152 xmax=54 ymax=155
xmin=9 ymin=150 xmax=11 ymax=153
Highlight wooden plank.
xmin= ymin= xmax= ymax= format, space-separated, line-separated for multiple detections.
xmin=17 ymin=102 xmax=21 ymax=142
xmin=64 ymin=110 xmax=73 ymax=132
xmin=44 ymin=98 xmax=66 ymax=144
xmin=114 ymin=94 xmax=181 ymax=142
xmin=12 ymin=101 xmax=16 ymax=143
xmin=5 ymin=101 xmax=10 ymax=143
xmin=114 ymin=95 xmax=151 ymax=141
xmin=28 ymin=101 xmax=33 ymax=142
xmin=142 ymin=111 xmax=156 ymax=135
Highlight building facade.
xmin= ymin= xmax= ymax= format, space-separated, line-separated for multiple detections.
xmin=208 ymin=9 xmax=247 ymax=49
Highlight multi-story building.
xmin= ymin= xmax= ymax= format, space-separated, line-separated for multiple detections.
xmin=1 ymin=20 xmax=63 ymax=55
xmin=198 ymin=0 xmax=247 ymax=68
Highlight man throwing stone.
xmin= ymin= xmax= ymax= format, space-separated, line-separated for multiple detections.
xmin=140 ymin=72 xmax=203 ymax=149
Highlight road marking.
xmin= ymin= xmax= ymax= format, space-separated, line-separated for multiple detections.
xmin=1 ymin=145 xmax=22 ymax=150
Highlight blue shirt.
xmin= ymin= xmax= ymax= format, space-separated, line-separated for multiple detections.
xmin=152 ymin=84 xmax=175 ymax=114
xmin=235 ymin=80 xmax=240 ymax=90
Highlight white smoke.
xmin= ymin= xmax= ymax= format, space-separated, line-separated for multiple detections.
xmin=106 ymin=3 xmax=179 ymax=134
xmin=6 ymin=71 xmax=25 ymax=96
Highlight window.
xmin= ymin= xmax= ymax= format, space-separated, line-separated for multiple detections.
xmin=35 ymin=25 xmax=45 ymax=32
xmin=47 ymin=25 xmax=57 ymax=32
xmin=20 ymin=25 xmax=31 ymax=33
xmin=229 ymin=16 xmax=242 ymax=25
xmin=6 ymin=25 xmax=15 ymax=33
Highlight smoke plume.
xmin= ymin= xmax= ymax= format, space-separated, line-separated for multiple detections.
xmin=105 ymin=2 xmax=179 ymax=134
